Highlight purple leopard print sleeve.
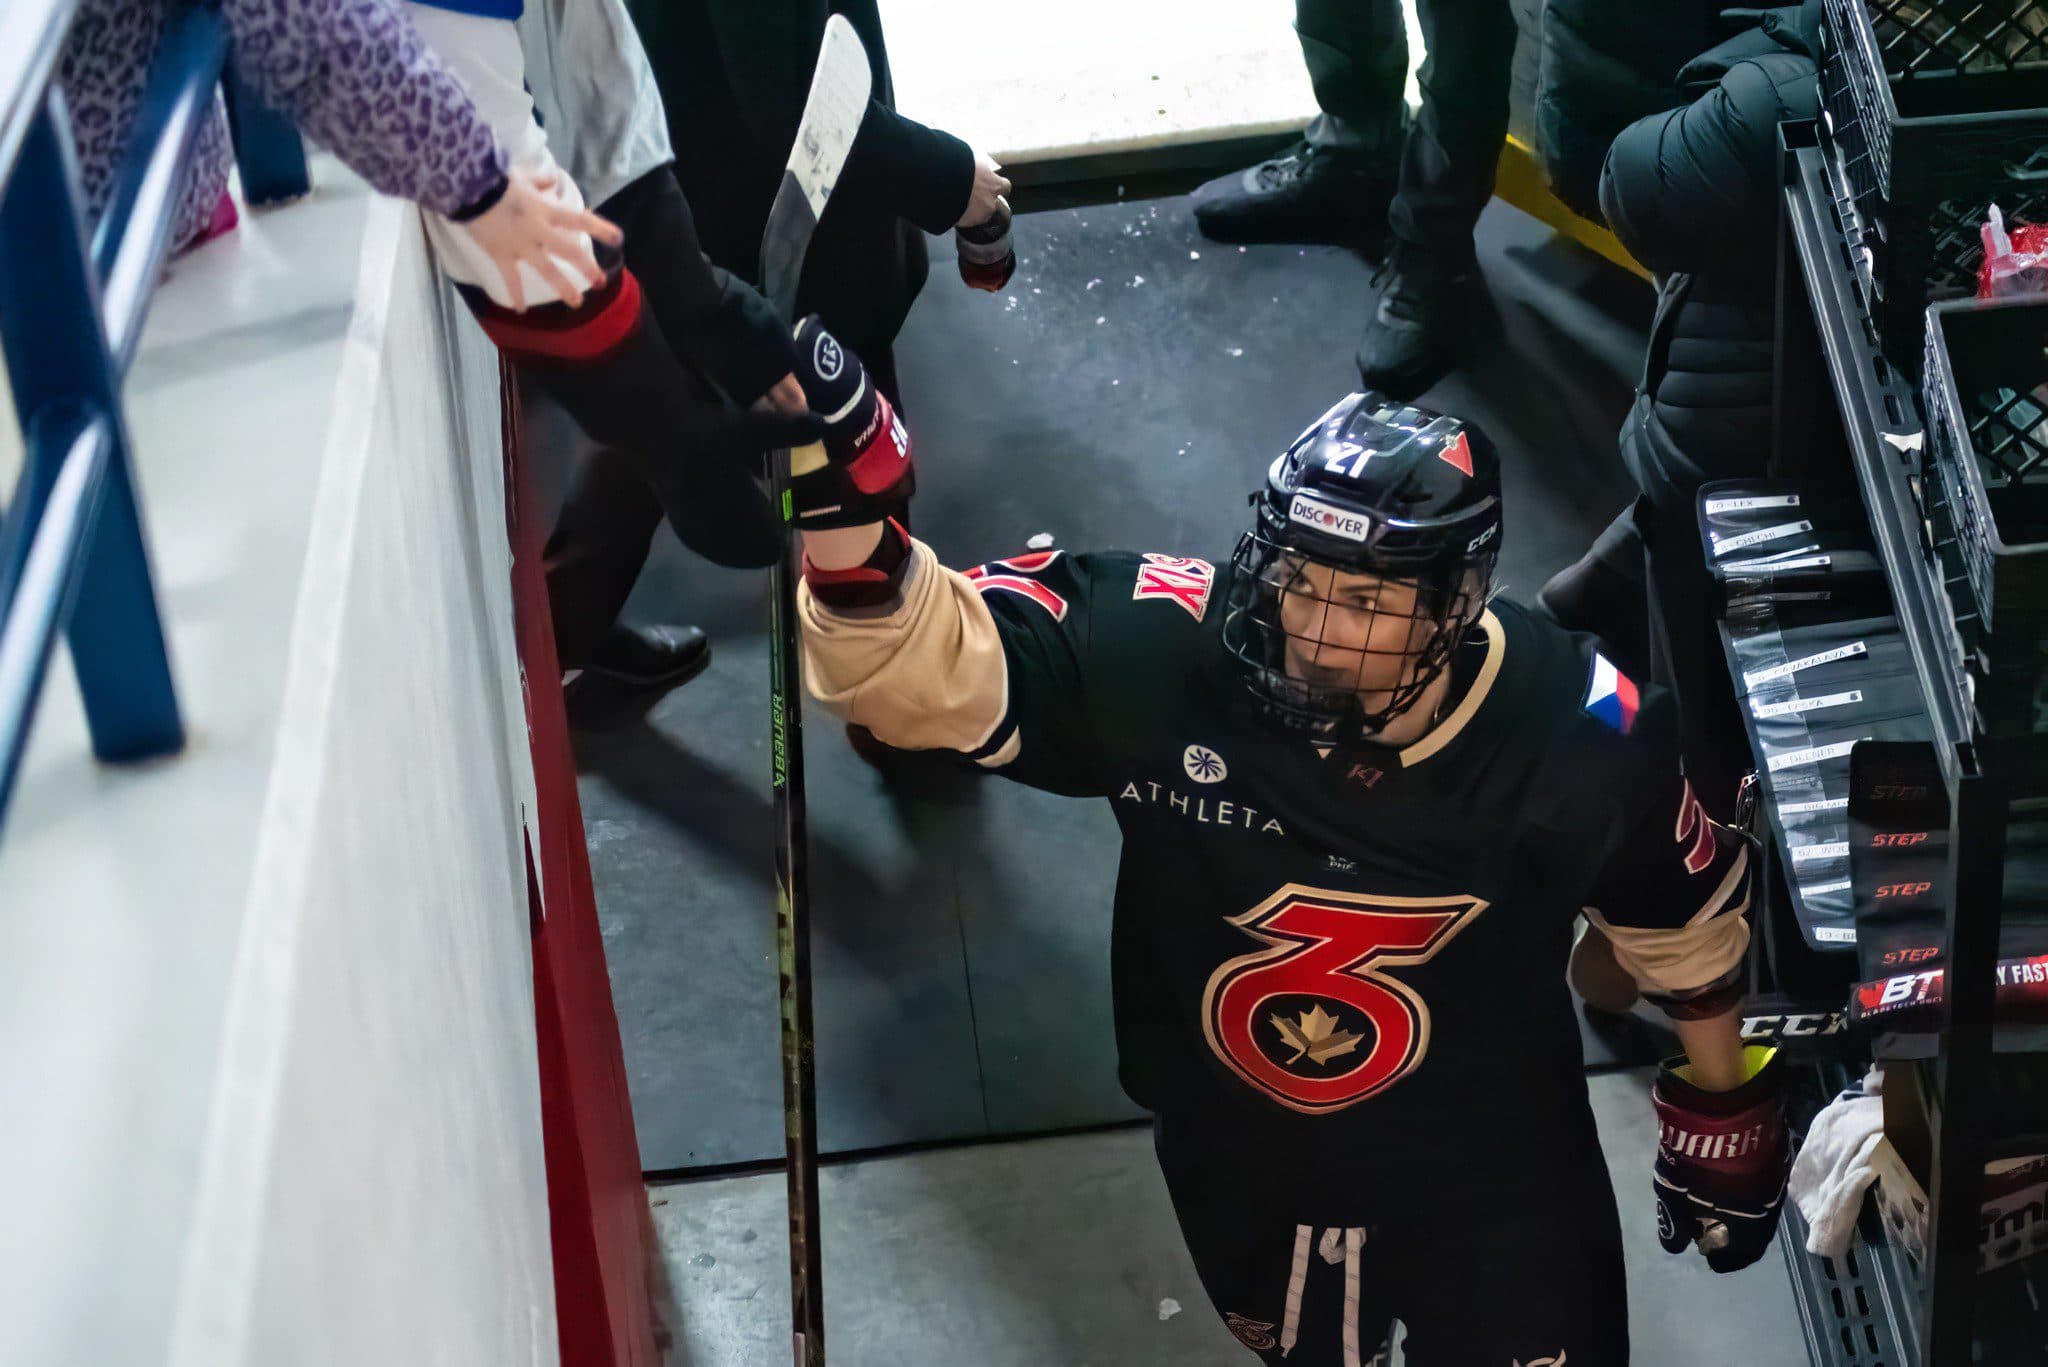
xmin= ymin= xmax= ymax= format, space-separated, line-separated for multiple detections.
xmin=60 ymin=0 xmax=234 ymax=248
xmin=224 ymin=0 xmax=506 ymax=215
xmin=58 ymin=0 xmax=504 ymax=243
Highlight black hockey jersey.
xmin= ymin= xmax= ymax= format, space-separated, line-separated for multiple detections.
xmin=949 ymin=546 xmax=1753 ymax=1197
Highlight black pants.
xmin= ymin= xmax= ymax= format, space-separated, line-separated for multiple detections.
xmin=1155 ymin=1113 xmax=1629 ymax=1366
xmin=526 ymin=167 xmax=814 ymax=667
xmin=1297 ymin=0 xmax=1519 ymax=250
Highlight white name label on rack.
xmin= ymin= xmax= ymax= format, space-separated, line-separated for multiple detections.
xmin=1792 ymin=841 xmax=1850 ymax=862
xmin=1753 ymin=689 xmax=1864 ymax=719
xmin=1744 ymin=640 xmax=1866 ymax=688
xmin=1803 ymin=878 xmax=1854 ymax=899
xmin=1705 ymin=493 xmax=1803 ymax=514
xmin=1777 ymin=796 xmax=1851 ymax=815
xmin=1722 ymin=553 xmax=1834 ymax=575
xmin=1767 ymin=738 xmax=1867 ymax=772
xmin=1813 ymin=925 xmax=1858 ymax=944
xmin=1713 ymin=519 xmax=1815 ymax=553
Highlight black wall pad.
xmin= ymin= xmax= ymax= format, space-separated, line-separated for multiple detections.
xmin=576 ymin=193 xmax=1647 ymax=1171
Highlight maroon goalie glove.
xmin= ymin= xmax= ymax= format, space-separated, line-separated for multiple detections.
xmin=1652 ymin=1046 xmax=1791 ymax=1273
xmin=787 ymin=316 xmax=915 ymax=528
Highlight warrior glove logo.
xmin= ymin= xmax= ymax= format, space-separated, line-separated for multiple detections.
xmin=1203 ymin=885 xmax=1484 ymax=1114
xmin=811 ymin=331 xmax=844 ymax=381
xmin=1183 ymin=744 xmax=1227 ymax=783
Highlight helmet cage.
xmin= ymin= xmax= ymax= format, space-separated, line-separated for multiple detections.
xmin=1221 ymin=512 xmax=1497 ymax=738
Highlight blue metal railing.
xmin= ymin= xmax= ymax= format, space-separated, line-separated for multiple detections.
xmin=0 ymin=0 xmax=308 ymax=842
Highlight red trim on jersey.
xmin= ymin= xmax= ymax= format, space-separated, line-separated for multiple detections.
xmin=966 ymin=574 xmax=1068 ymax=620
xmin=1675 ymin=780 xmax=1717 ymax=876
xmin=964 ymin=552 xmax=1068 ymax=620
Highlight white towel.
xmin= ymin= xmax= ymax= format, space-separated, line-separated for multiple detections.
xmin=1789 ymin=1070 xmax=1888 ymax=1258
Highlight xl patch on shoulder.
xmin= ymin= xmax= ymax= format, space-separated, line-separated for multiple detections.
xmin=1584 ymin=653 xmax=1641 ymax=735
xmin=1132 ymin=553 xmax=1215 ymax=621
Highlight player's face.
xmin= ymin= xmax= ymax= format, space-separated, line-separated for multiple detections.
xmin=1275 ymin=560 xmax=1436 ymax=705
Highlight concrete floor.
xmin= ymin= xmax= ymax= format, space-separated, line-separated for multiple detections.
xmin=649 ymin=1072 xmax=1807 ymax=1367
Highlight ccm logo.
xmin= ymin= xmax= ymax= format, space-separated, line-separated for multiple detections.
xmin=1465 ymin=522 xmax=1499 ymax=554
xmin=1875 ymin=882 xmax=1934 ymax=898
xmin=1869 ymin=832 xmax=1929 ymax=847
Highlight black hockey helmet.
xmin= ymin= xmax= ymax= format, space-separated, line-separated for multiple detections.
xmin=1220 ymin=392 xmax=1503 ymax=737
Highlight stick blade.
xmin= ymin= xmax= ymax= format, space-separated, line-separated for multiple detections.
xmin=760 ymin=14 xmax=872 ymax=320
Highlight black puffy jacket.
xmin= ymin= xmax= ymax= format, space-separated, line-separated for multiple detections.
xmin=1537 ymin=0 xmax=1722 ymax=222
xmin=1560 ymin=6 xmax=1825 ymax=828
xmin=1599 ymin=6 xmax=1823 ymax=282
xmin=1600 ymin=5 xmax=1823 ymax=503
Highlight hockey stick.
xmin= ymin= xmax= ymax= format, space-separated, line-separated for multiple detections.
xmin=758 ymin=16 xmax=870 ymax=1367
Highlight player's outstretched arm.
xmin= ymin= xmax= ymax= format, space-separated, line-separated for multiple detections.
xmin=785 ymin=319 xmax=1012 ymax=762
xmin=787 ymin=319 xmax=1104 ymax=791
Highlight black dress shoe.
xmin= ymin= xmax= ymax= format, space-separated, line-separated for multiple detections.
xmin=1191 ymin=140 xmax=1396 ymax=248
xmin=563 ymin=624 xmax=710 ymax=724
xmin=1355 ymin=239 xmax=1477 ymax=401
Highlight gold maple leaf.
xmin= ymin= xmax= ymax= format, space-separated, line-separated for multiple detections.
xmin=1269 ymin=1003 xmax=1363 ymax=1066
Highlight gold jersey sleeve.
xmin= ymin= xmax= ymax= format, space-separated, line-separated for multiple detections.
xmin=798 ymin=539 xmax=1021 ymax=766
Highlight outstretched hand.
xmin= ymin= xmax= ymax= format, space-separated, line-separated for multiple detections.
xmin=466 ymin=166 xmax=624 ymax=310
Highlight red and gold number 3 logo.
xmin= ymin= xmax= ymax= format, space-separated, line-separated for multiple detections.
xmin=1201 ymin=885 xmax=1486 ymax=1114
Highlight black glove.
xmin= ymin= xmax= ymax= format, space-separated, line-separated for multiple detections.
xmin=1651 ymin=1045 xmax=1791 ymax=1273
xmin=629 ymin=404 xmax=821 ymax=569
xmin=683 ymin=404 xmax=823 ymax=467
xmin=786 ymin=316 xmax=914 ymax=528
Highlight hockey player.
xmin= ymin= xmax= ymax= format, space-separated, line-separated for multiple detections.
xmin=788 ymin=321 xmax=1791 ymax=1365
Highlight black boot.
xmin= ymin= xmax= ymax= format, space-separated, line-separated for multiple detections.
xmin=564 ymin=623 xmax=711 ymax=725
xmin=1191 ymin=140 xmax=1395 ymax=248
xmin=1355 ymin=238 xmax=1477 ymax=400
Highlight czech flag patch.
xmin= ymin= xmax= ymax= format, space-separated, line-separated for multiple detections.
xmin=1584 ymin=653 xmax=1640 ymax=735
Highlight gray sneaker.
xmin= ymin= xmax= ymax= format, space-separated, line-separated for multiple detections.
xmin=1191 ymin=140 xmax=1395 ymax=248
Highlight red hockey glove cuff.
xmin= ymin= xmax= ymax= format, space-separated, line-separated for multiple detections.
xmin=788 ymin=316 xmax=914 ymax=528
xmin=1651 ymin=1046 xmax=1790 ymax=1273
xmin=803 ymin=518 xmax=912 ymax=610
